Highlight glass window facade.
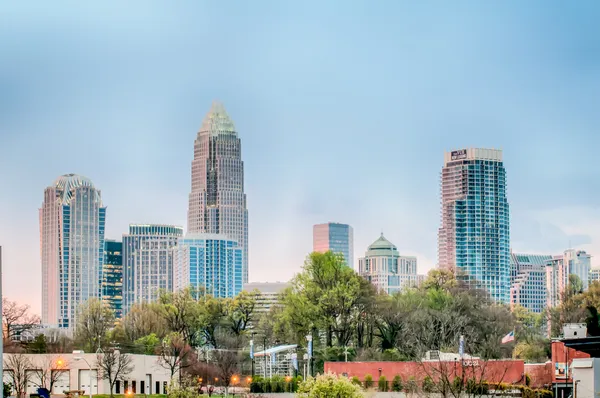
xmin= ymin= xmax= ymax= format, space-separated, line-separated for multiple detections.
xmin=510 ymin=253 xmax=553 ymax=313
xmin=438 ymin=149 xmax=510 ymax=303
xmin=313 ymin=223 xmax=354 ymax=268
xmin=173 ymin=234 xmax=243 ymax=298
xmin=122 ymin=224 xmax=183 ymax=314
xmin=103 ymin=240 xmax=123 ymax=319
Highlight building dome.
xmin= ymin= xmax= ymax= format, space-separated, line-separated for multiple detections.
xmin=52 ymin=173 xmax=98 ymax=205
xmin=365 ymin=233 xmax=398 ymax=257
xmin=199 ymin=101 xmax=236 ymax=136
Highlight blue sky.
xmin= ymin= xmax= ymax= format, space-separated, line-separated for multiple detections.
xmin=1 ymin=1 xmax=600 ymax=312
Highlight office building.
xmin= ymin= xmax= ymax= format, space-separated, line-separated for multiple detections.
xmin=187 ymin=102 xmax=249 ymax=283
xmin=102 ymin=240 xmax=123 ymax=319
xmin=173 ymin=234 xmax=243 ymax=298
xmin=590 ymin=268 xmax=600 ymax=284
xmin=510 ymin=253 xmax=553 ymax=314
xmin=40 ymin=174 xmax=106 ymax=329
xmin=313 ymin=222 xmax=354 ymax=268
xmin=122 ymin=224 xmax=183 ymax=312
xmin=242 ymin=282 xmax=290 ymax=314
xmin=358 ymin=234 xmax=423 ymax=294
xmin=546 ymin=249 xmax=592 ymax=308
xmin=437 ymin=148 xmax=510 ymax=303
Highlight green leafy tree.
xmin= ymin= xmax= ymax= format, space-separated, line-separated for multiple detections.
xmin=223 ymin=290 xmax=257 ymax=335
xmin=134 ymin=333 xmax=160 ymax=355
xmin=391 ymin=375 xmax=403 ymax=392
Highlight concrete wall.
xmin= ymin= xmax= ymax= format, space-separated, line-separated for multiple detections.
xmin=572 ymin=358 xmax=600 ymax=398
xmin=2 ymin=353 xmax=175 ymax=396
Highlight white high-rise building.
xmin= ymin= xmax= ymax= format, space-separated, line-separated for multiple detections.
xmin=40 ymin=174 xmax=106 ymax=329
xmin=358 ymin=234 xmax=423 ymax=294
xmin=122 ymin=224 xmax=183 ymax=313
xmin=187 ymin=102 xmax=249 ymax=283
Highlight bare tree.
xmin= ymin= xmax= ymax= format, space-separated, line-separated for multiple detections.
xmin=211 ymin=349 xmax=241 ymax=394
xmin=5 ymin=354 xmax=32 ymax=398
xmin=75 ymin=298 xmax=115 ymax=352
xmin=157 ymin=332 xmax=193 ymax=382
xmin=31 ymin=355 xmax=69 ymax=392
xmin=96 ymin=350 xmax=134 ymax=398
xmin=3 ymin=298 xmax=40 ymax=341
xmin=121 ymin=303 xmax=168 ymax=342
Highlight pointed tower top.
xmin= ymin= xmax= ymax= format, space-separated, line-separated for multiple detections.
xmin=199 ymin=101 xmax=236 ymax=136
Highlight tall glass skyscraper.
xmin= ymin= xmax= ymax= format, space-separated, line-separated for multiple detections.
xmin=313 ymin=222 xmax=354 ymax=268
xmin=173 ymin=234 xmax=243 ymax=298
xmin=103 ymin=240 xmax=123 ymax=319
xmin=510 ymin=253 xmax=552 ymax=314
xmin=122 ymin=224 xmax=183 ymax=313
xmin=187 ymin=102 xmax=249 ymax=283
xmin=40 ymin=174 xmax=106 ymax=329
xmin=438 ymin=148 xmax=510 ymax=303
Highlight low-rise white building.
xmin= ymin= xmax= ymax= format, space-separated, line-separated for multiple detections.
xmin=2 ymin=353 xmax=175 ymax=396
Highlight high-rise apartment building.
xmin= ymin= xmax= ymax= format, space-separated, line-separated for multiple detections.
xmin=103 ymin=240 xmax=123 ymax=319
xmin=187 ymin=102 xmax=249 ymax=283
xmin=510 ymin=253 xmax=552 ymax=314
xmin=437 ymin=148 xmax=510 ymax=303
xmin=40 ymin=174 xmax=106 ymax=329
xmin=122 ymin=224 xmax=183 ymax=312
xmin=313 ymin=222 xmax=354 ymax=268
xmin=173 ymin=234 xmax=243 ymax=298
xmin=564 ymin=249 xmax=591 ymax=291
xmin=358 ymin=234 xmax=423 ymax=294
xmin=590 ymin=268 xmax=600 ymax=284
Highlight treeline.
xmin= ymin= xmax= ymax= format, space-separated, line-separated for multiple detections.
xmin=10 ymin=251 xmax=600 ymax=376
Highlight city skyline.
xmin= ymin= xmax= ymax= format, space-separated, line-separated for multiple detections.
xmin=2 ymin=1 xmax=600 ymax=312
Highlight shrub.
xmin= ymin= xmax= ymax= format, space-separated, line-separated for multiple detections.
xmin=525 ymin=373 xmax=531 ymax=387
xmin=167 ymin=387 xmax=196 ymax=398
xmin=270 ymin=375 xmax=285 ymax=393
xmin=350 ymin=376 xmax=361 ymax=386
xmin=391 ymin=375 xmax=403 ymax=392
xmin=422 ymin=376 xmax=435 ymax=393
xmin=378 ymin=376 xmax=387 ymax=392
xmin=3 ymin=383 xmax=11 ymax=398
xmin=298 ymin=372 xmax=363 ymax=398
xmin=405 ymin=376 xmax=418 ymax=393
xmin=364 ymin=374 xmax=373 ymax=389
xmin=466 ymin=379 xmax=488 ymax=395
xmin=250 ymin=376 xmax=264 ymax=393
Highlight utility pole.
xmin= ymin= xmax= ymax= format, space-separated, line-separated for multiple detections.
xmin=263 ymin=336 xmax=267 ymax=379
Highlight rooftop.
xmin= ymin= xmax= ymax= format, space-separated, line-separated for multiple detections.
xmin=199 ymin=101 xmax=237 ymax=136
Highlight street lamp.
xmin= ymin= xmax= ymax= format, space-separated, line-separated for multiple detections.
xmin=73 ymin=350 xmax=93 ymax=398
xmin=305 ymin=335 xmax=313 ymax=378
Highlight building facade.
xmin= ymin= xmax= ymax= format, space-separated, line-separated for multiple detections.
xmin=40 ymin=174 xmax=106 ymax=329
xmin=358 ymin=234 xmax=422 ymax=294
xmin=187 ymin=102 xmax=249 ymax=283
xmin=590 ymin=268 xmax=600 ymax=284
xmin=103 ymin=240 xmax=123 ymax=319
xmin=437 ymin=148 xmax=510 ymax=303
xmin=546 ymin=249 xmax=592 ymax=308
xmin=122 ymin=224 xmax=183 ymax=312
xmin=313 ymin=222 xmax=354 ymax=268
xmin=173 ymin=234 xmax=243 ymax=298
xmin=2 ymin=353 xmax=175 ymax=396
xmin=242 ymin=282 xmax=290 ymax=314
xmin=510 ymin=253 xmax=553 ymax=313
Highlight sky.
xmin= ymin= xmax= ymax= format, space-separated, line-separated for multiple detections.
xmin=1 ymin=1 xmax=600 ymax=313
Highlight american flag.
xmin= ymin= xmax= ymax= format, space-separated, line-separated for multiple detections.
xmin=501 ymin=330 xmax=515 ymax=344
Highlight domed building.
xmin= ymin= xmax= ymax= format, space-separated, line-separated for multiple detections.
xmin=358 ymin=234 xmax=424 ymax=294
xmin=40 ymin=174 xmax=106 ymax=329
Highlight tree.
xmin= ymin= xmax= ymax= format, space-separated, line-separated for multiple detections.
xmin=120 ymin=303 xmax=168 ymax=342
xmin=29 ymin=334 xmax=48 ymax=354
xmin=134 ymin=333 xmax=160 ymax=355
xmin=157 ymin=288 xmax=200 ymax=345
xmin=5 ymin=354 xmax=32 ymax=398
xmin=96 ymin=350 xmax=134 ymax=398
xmin=298 ymin=373 xmax=363 ymax=398
xmin=32 ymin=355 xmax=68 ymax=392
xmin=2 ymin=298 xmax=40 ymax=341
xmin=75 ymin=298 xmax=115 ymax=352
xmin=157 ymin=332 xmax=193 ymax=382
xmin=223 ymin=290 xmax=257 ymax=336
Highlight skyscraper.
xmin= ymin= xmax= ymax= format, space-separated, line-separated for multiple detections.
xmin=122 ymin=224 xmax=183 ymax=312
xmin=40 ymin=174 xmax=106 ymax=329
xmin=313 ymin=222 xmax=354 ymax=268
xmin=103 ymin=240 xmax=123 ymax=319
xmin=546 ymin=249 xmax=592 ymax=308
xmin=173 ymin=234 xmax=243 ymax=298
xmin=358 ymin=234 xmax=423 ymax=294
xmin=187 ymin=102 xmax=249 ymax=283
xmin=438 ymin=148 xmax=510 ymax=303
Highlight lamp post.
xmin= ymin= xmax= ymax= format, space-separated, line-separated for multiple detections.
xmin=263 ymin=336 xmax=267 ymax=379
xmin=73 ymin=350 xmax=93 ymax=398
xmin=250 ymin=332 xmax=256 ymax=379
xmin=305 ymin=334 xmax=313 ymax=378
